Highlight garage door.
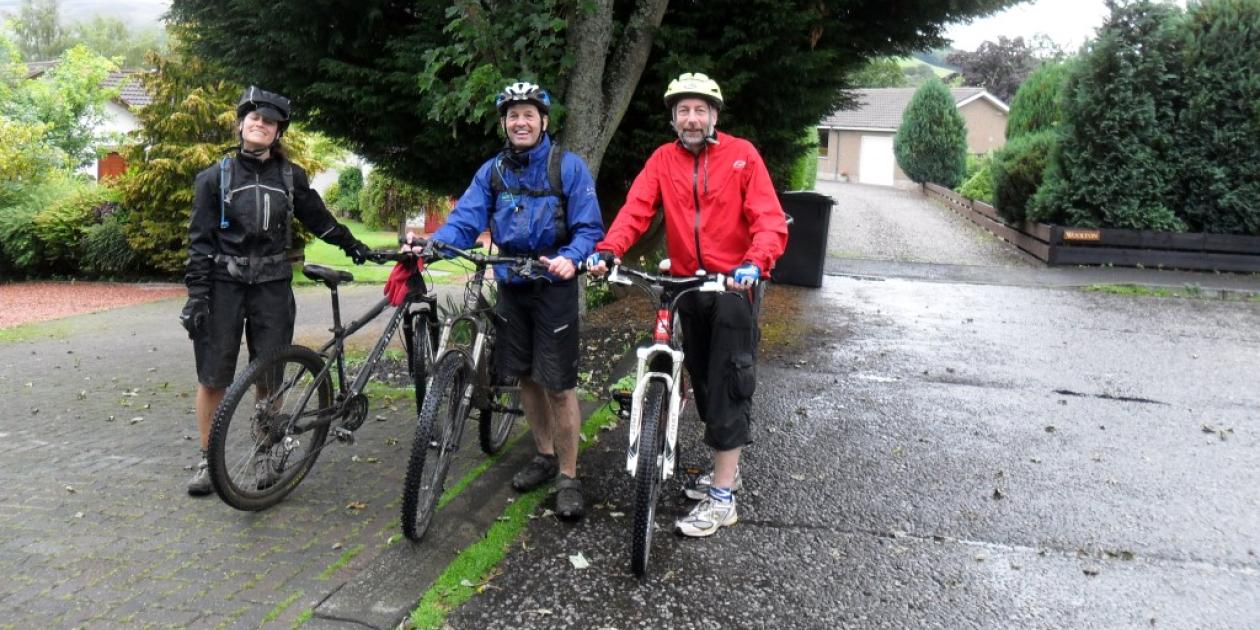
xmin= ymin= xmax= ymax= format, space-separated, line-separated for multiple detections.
xmin=858 ymin=134 xmax=895 ymax=186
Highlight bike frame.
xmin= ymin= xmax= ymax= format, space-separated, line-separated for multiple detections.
xmin=609 ymin=266 xmax=727 ymax=483
xmin=286 ymin=266 xmax=437 ymax=435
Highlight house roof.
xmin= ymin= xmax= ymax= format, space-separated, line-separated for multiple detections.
xmin=821 ymin=87 xmax=1008 ymax=131
xmin=24 ymin=60 xmax=154 ymax=109
xmin=101 ymin=71 xmax=154 ymax=108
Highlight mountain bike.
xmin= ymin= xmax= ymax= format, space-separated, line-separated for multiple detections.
xmin=599 ymin=263 xmax=729 ymax=577
xmin=207 ymin=251 xmax=439 ymax=511
xmin=400 ymin=241 xmax=542 ymax=542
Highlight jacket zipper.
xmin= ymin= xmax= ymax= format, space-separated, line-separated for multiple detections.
xmin=255 ymin=171 xmax=263 ymax=234
xmin=691 ymin=150 xmax=704 ymax=272
xmin=263 ymin=193 xmax=271 ymax=231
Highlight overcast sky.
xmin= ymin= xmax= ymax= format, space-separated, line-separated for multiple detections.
xmin=945 ymin=0 xmax=1189 ymax=51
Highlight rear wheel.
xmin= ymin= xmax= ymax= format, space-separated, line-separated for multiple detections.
xmin=401 ymin=351 xmax=471 ymax=542
xmin=630 ymin=380 xmax=669 ymax=577
xmin=208 ymin=345 xmax=332 ymax=511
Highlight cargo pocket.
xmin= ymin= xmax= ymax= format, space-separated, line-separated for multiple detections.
xmin=728 ymin=352 xmax=756 ymax=400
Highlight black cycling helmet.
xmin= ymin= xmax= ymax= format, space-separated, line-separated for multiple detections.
xmin=495 ymin=82 xmax=551 ymax=117
xmin=236 ymin=86 xmax=291 ymax=134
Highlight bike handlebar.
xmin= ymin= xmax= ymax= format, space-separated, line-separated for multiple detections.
xmin=603 ymin=264 xmax=729 ymax=294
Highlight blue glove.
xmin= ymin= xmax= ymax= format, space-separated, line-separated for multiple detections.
xmin=732 ymin=263 xmax=760 ymax=287
xmin=585 ymin=250 xmax=615 ymax=270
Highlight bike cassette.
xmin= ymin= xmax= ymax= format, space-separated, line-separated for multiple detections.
xmin=338 ymin=393 xmax=370 ymax=433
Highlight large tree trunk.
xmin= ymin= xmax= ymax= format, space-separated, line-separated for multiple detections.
xmin=559 ymin=0 xmax=669 ymax=179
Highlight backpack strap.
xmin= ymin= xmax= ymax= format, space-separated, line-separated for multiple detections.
xmin=547 ymin=143 xmax=569 ymax=247
xmin=281 ymin=162 xmax=294 ymax=205
xmin=218 ymin=156 xmax=233 ymax=229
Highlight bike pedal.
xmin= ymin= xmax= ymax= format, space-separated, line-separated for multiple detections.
xmin=332 ymin=427 xmax=356 ymax=444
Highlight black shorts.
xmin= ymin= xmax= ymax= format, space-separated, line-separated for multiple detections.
xmin=677 ymin=288 xmax=760 ymax=451
xmin=192 ymin=279 xmax=296 ymax=388
xmin=493 ymin=279 xmax=580 ymax=392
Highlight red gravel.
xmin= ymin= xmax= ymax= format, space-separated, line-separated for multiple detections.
xmin=0 ymin=281 xmax=185 ymax=330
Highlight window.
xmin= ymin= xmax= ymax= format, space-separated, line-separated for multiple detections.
xmin=817 ymin=129 xmax=829 ymax=158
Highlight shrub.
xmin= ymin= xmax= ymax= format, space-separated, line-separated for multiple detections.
xmin=82 ymin=211 xmax=143 ymax=278
xmin=0 ymin=175 xmax=84 ymax=275
xmin=957 ymin=156 xmax=994 ymax=204
xmin=0 ymin=205 xmax=43 ymax=276
xmin=323 ymin=181 xmax=342 ymax=212
xmin=991 ymin=131 xmax=1055 ymax=224
xmin=893 ymin=79 xmax=968 ymax=188
xmin=34 ymin=182 xmax=120 ymax=271
xmin=359 ymin=171 xmax=443 ymax=231
xmin=336 ymin=165 xmax=364 ymax=218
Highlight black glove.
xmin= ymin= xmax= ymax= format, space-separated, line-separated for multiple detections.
xmin=344 ymin=240 xmax=371 ymax=265
xmin=421 ymin=239 xmax=447 ymax=261
xmin=180 ymin=297 xmax=209 ymax=339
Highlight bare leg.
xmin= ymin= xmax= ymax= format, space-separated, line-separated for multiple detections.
xmin=712 ymin=447 xmax=742 ymax=490
xmin=195 ymin=385 xmax=226 ymax=452
xmin=519 ymin=377 xmax=555 ymax=457
xmin=546 ymin=388 xmax=582 ymax=478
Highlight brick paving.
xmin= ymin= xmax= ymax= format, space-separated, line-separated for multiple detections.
xmin=0 ymin=285 xmax=455 ymax=628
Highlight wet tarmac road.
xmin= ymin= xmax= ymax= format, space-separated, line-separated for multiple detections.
xmin=446 ymin=277 xmax=1260 ymax=629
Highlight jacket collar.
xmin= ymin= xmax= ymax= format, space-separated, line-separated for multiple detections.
xmin=502 ymin=133 xmax=552 ymax=170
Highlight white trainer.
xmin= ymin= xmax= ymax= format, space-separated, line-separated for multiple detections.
xmin=675 ymin=497 xmax=738 ymax=537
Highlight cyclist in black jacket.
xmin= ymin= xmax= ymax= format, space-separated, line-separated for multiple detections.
xmin=182 ymin=86 xmax=371 ymax=496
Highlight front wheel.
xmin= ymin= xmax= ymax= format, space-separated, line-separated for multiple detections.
xmin=401 ymin=351 xmax=472 ymax=542
xmin=631 ymin=380 xmax=669 ymax=577
xmin=408 ymin=308 xmax=438 ymax=420
xmin=208 ymin=345 xmax=332 ymax=511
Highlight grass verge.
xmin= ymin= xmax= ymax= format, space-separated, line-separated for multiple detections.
xmin=408 ymin=404 xmax=619 ymax=629
xmin=0 ymin=319 xmax=73 ymax=343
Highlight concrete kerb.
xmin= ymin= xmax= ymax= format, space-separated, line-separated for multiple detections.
xmin=308 ymin=353 xmax=640 ymax=629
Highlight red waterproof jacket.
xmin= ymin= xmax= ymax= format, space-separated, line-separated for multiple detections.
xmin=597 ymin=131 xmax=788 ymax=277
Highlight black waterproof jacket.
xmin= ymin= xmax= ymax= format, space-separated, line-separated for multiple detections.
xmin=185 ymin=153 xmax=357 ymax=297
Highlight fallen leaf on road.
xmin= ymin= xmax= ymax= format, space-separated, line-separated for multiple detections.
xmin=526 ymin=609 xmax=553 ymax=616
xmin=346 ymin=501 xmax=367 ymax=510
xmin=790 ymin=474 xmax=806 ymax=481
xmin=1083 ymin=567 xmax=1100 ymax=577
xmin=1044 ymin=425 xmax=1057 ymax=433
xmin=568 ymin=553 xmax=590 ymax=569
xmin=129 ymin=417 xmax=143 ymax=425
xmin=459 ymin=579 xmax=475 ymax=588
xmin=74 ymin=512 xmax=84 ymax=519
xmin=992 ymin=488 xmax=1005 ymax=500
xmin=65 ymin=485 xmax=75 ymax=493
xmin=332 ymin=542 xmax=343 ymax=550
xmin=609 ymin=512 xmax=625 ymax=518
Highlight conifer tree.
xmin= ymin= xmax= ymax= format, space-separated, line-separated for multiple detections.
xmin=1032 ymin=0 xmax=1186 ymax=230
xmin=893 ymin=79 xmax=968 ymax=188
xmin=1005 ymin=60 xmax=1070 ymax=141
xmin=1176 ymin=0 xmax=1260 ymax=235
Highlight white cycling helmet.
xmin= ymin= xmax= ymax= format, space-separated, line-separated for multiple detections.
xmin=663 ymin=72 xmax=723 ymax=110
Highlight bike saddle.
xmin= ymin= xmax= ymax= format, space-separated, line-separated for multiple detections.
xmin=302 ymin=264 xmax=354 ymax=286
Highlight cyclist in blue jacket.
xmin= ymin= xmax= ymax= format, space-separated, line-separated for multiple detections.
xmin=426 ymin=82 xmax=604 ymax=520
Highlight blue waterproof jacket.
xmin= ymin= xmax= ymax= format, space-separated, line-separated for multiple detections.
xmin=431 ymin=134 xmax=604 ymax=284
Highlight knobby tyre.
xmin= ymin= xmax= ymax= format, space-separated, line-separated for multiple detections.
xmin=409 ymin=308 xmax=438 ymax=421
xmin=208 ymin=345 xmax=332 ymax=511
xmin=401 ymin=351 xmax=472 ymax=542
xmin=631 ymin=380 xmax=669 ymax=577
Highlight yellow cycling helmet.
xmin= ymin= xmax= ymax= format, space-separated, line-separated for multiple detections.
xmin=663 ymin=72 xmax=723 ymax=110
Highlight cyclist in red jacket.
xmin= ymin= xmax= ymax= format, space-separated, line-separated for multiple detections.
xmin=588 ymin=73 xmax=788 ymax=537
